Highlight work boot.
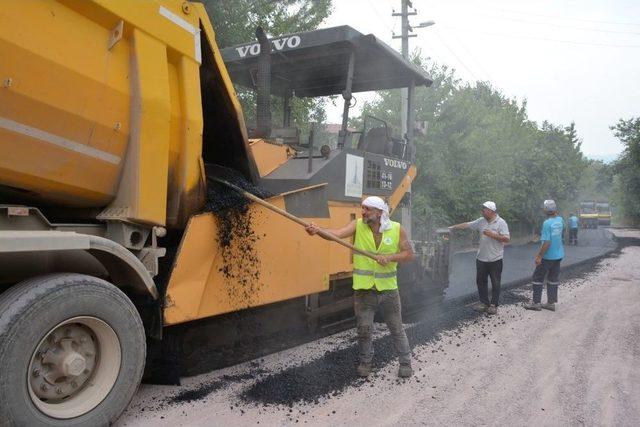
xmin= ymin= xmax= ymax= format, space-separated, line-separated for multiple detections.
xmin=542 ymin=302 xmax=556 ymax=311
xmin=523 ymin=302 xmax=542 ymax=311
xmin=398 ymin=363 xmax=413 ymax=378
xmin=473 ymin=303 xmax=489 ymax=313
xmin=486 ymin=305 xmax=498 ymax=315
xmin=356 ymin=362 xmax=372 ymax=378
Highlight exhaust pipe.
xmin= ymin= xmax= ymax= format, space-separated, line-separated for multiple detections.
xmin=255 ymin=26 xmax=272 ymax=138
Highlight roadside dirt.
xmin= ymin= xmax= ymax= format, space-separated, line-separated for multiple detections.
xmin=117 ymin=229 xmax=640 ymax=426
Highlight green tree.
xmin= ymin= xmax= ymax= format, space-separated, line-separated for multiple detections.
xmin=355 ymin=54 xmax=588 ymax=234
xmin=578 ymin=159 xmax=614 ymax=204
xmin=611 ymin=117 xmax=640 ymax=225
xmin=202 ymin=1 xmax=333 ymax=133
xmin=203 ymin=0 xmax=332 ymax=48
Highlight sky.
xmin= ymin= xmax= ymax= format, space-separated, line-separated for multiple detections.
xmin=320 ymin=0 xmax=640 ymax=160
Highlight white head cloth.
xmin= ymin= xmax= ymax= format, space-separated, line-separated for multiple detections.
xmin=362 ymin=196 xmax=392 ymax=233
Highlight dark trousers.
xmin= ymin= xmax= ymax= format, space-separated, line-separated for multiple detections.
xmin=531 ymin=258 xmax=562 ymax=303
xmin=569 ymin=228 xmax=578 ymax=244
xmin=476 ymin=259 xmax=503 ymax=306
xmin=354 ymin=289 xmax=411 ymax=365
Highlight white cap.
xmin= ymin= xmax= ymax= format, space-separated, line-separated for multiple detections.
xmin=543 ymin=199 xmax=557 ymax=213
xmin=481 ymin=201 xmax=497 ymax=212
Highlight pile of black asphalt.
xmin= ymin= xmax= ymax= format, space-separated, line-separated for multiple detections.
xmin=204 ymin=164 xmax=273 ymax=214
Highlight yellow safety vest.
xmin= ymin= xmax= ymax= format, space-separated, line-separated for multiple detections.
xmin=352 ymin=219 xmax=400 ymax=291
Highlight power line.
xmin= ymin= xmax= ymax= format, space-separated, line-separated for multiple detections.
xmin=488 ymin=6 xmax=640 ymax=27
xmin=467 ymin=11 xmax=640 ymax=36
xmin=441 ymin=26 xmax=640 ymax=48
xmin=419 ymin=0 xmax=484 ymax=82
xmin=422 ymin=0 xmax=487 ymax=82
xmin=432 ymin=28 xmax=480 ymax=82
xmin=366 ymin=0 xmax=394 ymax=34
xmin=441 ymin=28 xmax=494 ymax=83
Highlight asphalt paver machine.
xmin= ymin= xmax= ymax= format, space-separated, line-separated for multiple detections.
xmin=220 ymin=25 xmax=451 ymax=328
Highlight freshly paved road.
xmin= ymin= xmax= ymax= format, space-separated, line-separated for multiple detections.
xmin=446 ymin=228 xmax=616 ymax=299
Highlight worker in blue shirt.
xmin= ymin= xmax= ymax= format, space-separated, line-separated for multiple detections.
xmin=568 ymin=212 xmax=579 ymax=245
xmin=524 ymin=200 xmax=564 ymax=311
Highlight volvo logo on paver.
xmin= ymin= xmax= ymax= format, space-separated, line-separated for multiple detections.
xmin=236 ymin=36 xmax=302 ymax=58
xmin=383 ymin=158 xmax=408 ymax=169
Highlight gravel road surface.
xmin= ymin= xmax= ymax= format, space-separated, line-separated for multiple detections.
xmin=116 ymin=228 xmax=639 ymax=426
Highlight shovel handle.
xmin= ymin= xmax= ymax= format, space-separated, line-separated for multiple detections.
xmin=209 ymin=177 xmax=378 ymax=261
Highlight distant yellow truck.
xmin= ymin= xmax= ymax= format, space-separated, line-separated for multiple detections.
xmin=596 ymin=202 xmax=612 ymax=226
xmin=579 ymin=201 xmax=599 ymax=228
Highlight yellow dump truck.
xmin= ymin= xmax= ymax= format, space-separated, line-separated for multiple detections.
xmin=0 ymin=0 xmax=434 ymax=424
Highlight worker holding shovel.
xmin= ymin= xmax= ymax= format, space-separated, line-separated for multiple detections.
xmin=211 ymin=179 xmax=414 ymax=378
xmin=306 ymin=196 xmax=415 ymax=378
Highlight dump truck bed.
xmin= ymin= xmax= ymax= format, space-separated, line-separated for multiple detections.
xmin=0 ymin=0 xmax=252 ymax=228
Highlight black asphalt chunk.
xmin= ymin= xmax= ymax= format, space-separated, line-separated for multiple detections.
xmin=215 ymin=206 xmax=263 ymax=306
xmin=169 ymin=380 xmax=225 ymax=404
xmin=166 ymin=367 xmax=268 ymax=406
xmin=222 ymin=370 xmax=267 ymax=382
xmin=204 ymin=164 xmax=273 ymax=214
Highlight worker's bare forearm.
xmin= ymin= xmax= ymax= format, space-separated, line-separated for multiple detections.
xmin=393 ymin=249 xmax=415 ymax=263
xmin=377 ymin=249 xmax=414 ymax=265
xmin=397 ymin=228 xmax=414 ymax=263
xmin=449 ymin=222 xmax=470 ymax=230
xmin=306 ymin=220 xmax=355 ymax=239
xmin=322 ymin=226 xmax=355 ymax=239
xmin=537 ymin=241 xmax=550 ymax=257
xmin=317 ymin=228 xmax=342 ymax=239
xmin=392 ymin=237 xmax=415 ymax=263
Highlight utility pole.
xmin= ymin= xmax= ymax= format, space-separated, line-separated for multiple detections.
xmin=392 ymin=1 xmax=434 ymax=239
xmin=393 ymin=1 xmax=434 ymax=140
xmin=392 ymin=0 xmax=416 ymax=140
xmin=392 ymin=0 xmax=416 ymax=239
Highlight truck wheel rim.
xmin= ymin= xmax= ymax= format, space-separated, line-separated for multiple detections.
xmin=27 ymin=316 xmax=121 ymax=419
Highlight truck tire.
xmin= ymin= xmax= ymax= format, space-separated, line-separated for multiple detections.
xmin=0 ymin=273 xmax=146 ymax=426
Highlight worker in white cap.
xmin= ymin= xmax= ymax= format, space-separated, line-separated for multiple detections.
xmin=305 ymin=196 xmax=415 ymax=378
xmin=449 ymin=201 xmax=510 ymax=315
xmin=524 ymin=199 xmax=564 ymax=311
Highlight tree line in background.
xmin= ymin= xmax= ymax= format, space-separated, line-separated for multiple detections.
xmin=356 ymin=57 xmax=582 ymax=233
xmin=610 ymin=118 xmax=640 ymax=225
xmin=358 ymin=59 xmax=639 ymax=229
xmin=205 ymin=1 xmax=638 ymax=229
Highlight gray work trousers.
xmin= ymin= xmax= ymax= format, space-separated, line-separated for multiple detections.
xmin=353 ymin=288 xmax=411 ymax=365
